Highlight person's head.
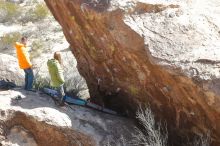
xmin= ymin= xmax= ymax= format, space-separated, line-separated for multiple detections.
xmin=21 ymin=36 xmax=27 ymax=46
xmin=54 ymin=51 xmax=62 ymax=65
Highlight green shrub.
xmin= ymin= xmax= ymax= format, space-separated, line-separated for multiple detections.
xmin=33 ymin=3 xmax=49 ymax=20
xmin=24 ymin=3 xmax=49 ymax=22
xmin=64 ymin=74 xmax=88 ymax=97
xmin=33 ymin=76 xmax=50 ymax=91
xmin=30 ymin=40 xmax=45 ymax=60
xmin=0 ymin=1 xmax=21 ymax=22
xmin=0 ymin=32 xmax=21 ymax=51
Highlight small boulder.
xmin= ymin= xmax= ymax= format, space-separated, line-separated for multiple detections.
xmin=0 ymin=53 xmax=24 ymax=86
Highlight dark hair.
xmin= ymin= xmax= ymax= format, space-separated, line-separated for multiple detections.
xmin=21 ymin=36 xmax=27 ymax=42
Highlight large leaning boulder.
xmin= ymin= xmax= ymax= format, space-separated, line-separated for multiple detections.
xmin=44 ymin=0 xmax=220 ymax=145
xmin=0 ymin=53 xmax=24 ymax=86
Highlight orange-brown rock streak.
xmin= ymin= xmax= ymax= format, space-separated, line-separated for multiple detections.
xmin=45 ymin=0 xmax=220 ymax=145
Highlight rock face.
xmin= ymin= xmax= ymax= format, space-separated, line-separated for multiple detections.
xmin=0 ymin=89 xmax=134 ymax=146
xmin=0 ymin=53 xmax=24 ymax=86
xmin=44 ymin=0 xmax=220 ymax=145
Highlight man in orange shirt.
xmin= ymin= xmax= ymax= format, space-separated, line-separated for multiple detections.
xmin=15 ymin=36 xmax=34 ymax=90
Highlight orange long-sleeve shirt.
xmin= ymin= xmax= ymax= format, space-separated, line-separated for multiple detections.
xmin=15 ymin=42 xmax=32 ymax=69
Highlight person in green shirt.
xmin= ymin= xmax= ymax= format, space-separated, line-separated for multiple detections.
xmin=47 ymin=51 xmax=65 ymax=106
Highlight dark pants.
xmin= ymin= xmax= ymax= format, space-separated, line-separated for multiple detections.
xmin=56 ymin=84 xmax=65 ymax=102
xmin=24 ymin=68 xmax=34 ymax=90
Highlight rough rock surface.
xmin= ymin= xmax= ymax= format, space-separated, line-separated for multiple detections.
xmin=0 ymin=89 xmax=134 ymax=146
xmin=1 ymin=126 xmax=38 ymax=146
xmin=0 ymin=53 xmax=24 ymax=86
xmin=45 ymin=0 xmax=220 ymax=145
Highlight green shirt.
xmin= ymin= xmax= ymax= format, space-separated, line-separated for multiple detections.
xmin=47 ymin=59 xmax=65 ymax=87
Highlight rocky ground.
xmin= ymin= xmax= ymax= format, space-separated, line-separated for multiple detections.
xmin=0 ymin=89 xmax=135 ymax=146
xmin=0 ymin=54 xmax=24 ymax=86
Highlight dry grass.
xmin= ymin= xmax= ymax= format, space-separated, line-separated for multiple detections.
xmin=0 ymin=32 xmax=21 ymax=53
xmin=0 ymin=0 xmax=21 ymax=23
xmin=191 ymin=132 xmax=210 ymax=146
xmin=131 ymin=106 xmax=168 ymax=146
xmin=24 ymin=3 xmax=49 ymax=22
xmin=30 ymin=40 xmax=45 ymax=60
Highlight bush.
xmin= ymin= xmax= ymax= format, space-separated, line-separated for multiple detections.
xmin=30 ymin=40 xmax=45 ymax=60
xmin=33 ymin=71 xmax=87 ymax=96
xmin=104 ymin=136 xmax=128 ymax=146
xmin=102 ymin=106 xmax=168 ymax=146
xmin=0 ymin=0 xmax=21 ymax=23
xmin=32 ymin=61 xmax=50 ymax=91
xmin=64 ymin=74 xmax=88 ymax=97
xmin=62 ymin=52 xmax=88 ymax=98
xmin=131 ymin=106 xmax=211 ymax=146
xmin=102 ymin=105 xmax=211 ymax=146
xmin=33 ymin=72 xmax=87 ymax=96
xmin=33 ymin=3 xmax=49 ymax=20
xmin=131 ymin=106 xmax=168 ymax=146
xmin=190 ymin=132 xmax=211 ymax=146
xmin=33 ymin=76 xmax=50 ymax=91
xmin=24 ymin=3 xmax=49 ymax=22
xmin=0 ymin=32 xmax=21 ymax=52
